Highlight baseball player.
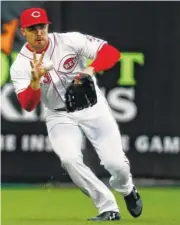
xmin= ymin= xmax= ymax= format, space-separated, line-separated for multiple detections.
xmin=10 ymin=8 xmax=143 ymax=221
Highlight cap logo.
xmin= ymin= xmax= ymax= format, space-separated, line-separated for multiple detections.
xmin=31 ymin=11 xmax=41 ymax=18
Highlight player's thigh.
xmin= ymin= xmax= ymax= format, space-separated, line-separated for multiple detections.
xmin=80 ymin=107 xmax=124 ymax=164
xmin=47 ymin=122 xmax=83 ymax=161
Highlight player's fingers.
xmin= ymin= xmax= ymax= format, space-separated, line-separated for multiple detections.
xmin=30 ymin=61 xmax=34 ymax=68
xmin=31 ymin=69 xmax=38 ymax=80
xmin=74 ymin=74 xmax=81 ymax=84
xmin=33 ymin=51 xmax=37 ymax=62
xmin=75 ymin=74 xmax=81 ymax=80
xmin=38 ymin=51 xmax=45 ymax=64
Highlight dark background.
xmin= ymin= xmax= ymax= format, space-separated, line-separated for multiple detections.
xmin=1 ymin=1 xmax=180 ymax=183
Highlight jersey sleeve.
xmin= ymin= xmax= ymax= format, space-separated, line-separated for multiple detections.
xmin=10 ymin=66 xmax=31 ymax=95
xmin=60 ymin=32 xmax=107 ymax=59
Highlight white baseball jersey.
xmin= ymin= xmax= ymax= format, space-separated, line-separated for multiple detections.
xmin=10 ymin=32 xmax=107 ymax=110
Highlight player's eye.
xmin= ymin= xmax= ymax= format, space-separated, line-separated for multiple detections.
xmin=27 ymin=26 xmax=36 ymax=32
xmin=39 ymin=24 xmax=46 ymax=29
xmin=26 ymin=24 xmax=46 ymax=32
xmin=35 ymin=24 xmax=46 ymax=30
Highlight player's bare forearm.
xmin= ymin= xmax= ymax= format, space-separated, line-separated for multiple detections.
xmin=82 ymin=67 xmax=95 ymax=76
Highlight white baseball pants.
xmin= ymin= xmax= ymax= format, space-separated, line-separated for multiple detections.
xmin=46 ymin=99 xmax=134 ymax=214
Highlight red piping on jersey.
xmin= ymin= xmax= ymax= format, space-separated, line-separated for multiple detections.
xmin=50 ymin=69 xmax=65 ymax=102
xmin=90 ymin=43 xmax=120 ymax=72
xmin=50 ymin=34 xmax=56 ymax=59
xmin=18 ymin=85 xmax=40 ymax=112
xmin=19 ymin=52 xmax=32 ymax=60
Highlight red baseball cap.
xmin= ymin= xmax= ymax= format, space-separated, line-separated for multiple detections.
xmin=20 ymin=8 xmax=51 ymax=28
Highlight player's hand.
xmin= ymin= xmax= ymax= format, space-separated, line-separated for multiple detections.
xmin=74 ymin=67 xmax=95 ymax=84
xmin=30 ymin=51 xmax=47 ymax=81
xmin=81 ymin=66 xmax=95 ymax=76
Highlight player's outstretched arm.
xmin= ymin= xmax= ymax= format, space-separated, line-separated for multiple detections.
xmin=75 ymin=44 xmax=120 ymax=84
xmin=89 ymin=43 xmax=120 ymax=73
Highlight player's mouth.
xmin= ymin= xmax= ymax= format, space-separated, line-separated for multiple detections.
xmin=36 ymin=38 xmax=43 ymax=43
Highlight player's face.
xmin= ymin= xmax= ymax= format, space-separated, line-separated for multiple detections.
xmin=21 ymin=24 xmax=49 ymax=51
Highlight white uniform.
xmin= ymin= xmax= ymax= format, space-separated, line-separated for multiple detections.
xmin=11 ymin=32 xmax=134 ymax=214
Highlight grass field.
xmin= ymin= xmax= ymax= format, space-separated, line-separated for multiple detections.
xmin=1 ymin=186 xmax=180 ymax=225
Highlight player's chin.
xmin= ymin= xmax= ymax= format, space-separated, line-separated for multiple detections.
xmin=35 ymin=40 xmax=46 ymax=49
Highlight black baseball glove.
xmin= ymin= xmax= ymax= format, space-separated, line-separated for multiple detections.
xmin=65 ymin=73 xmax=97 ymax=112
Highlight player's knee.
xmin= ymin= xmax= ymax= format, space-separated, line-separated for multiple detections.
xmin=104 ymin=158 xmax=129 ymax=172
xmin=60 ymin=154 xmax=81 ymax=168
xmin=104 ymin=158 xmax=130 ymax=183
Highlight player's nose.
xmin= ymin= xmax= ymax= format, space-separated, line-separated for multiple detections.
xmin=36 ymin=28 xmax=43 ymax=35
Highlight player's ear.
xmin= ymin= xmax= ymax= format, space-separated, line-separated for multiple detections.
xmin=20 ymin=28 xmax=25 ymax=37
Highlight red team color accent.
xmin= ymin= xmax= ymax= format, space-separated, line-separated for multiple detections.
xmin=20 ymin=8 xmax=51 ymax=28
xmin=18 ymin=85 xmax=41 ymax=111
xmin=18 ymin=44 xmax=120 ymax=111
xmin=90 ymin=44 xmax=120 ymax=72
xmin=26 ymin=41 xmax=50 ymax=54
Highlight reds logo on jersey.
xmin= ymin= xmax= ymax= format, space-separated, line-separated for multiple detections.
xmin=58 ymin=54 xmax=78 ymax=73
xmin=63 ymin=57 xmax=77 ymax=70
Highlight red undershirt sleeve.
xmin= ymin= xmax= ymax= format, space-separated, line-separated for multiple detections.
xmin=17 ymin=85 xmax=41 ymax=112
xmin=90 ymin=43 xmax=120 ymax=72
